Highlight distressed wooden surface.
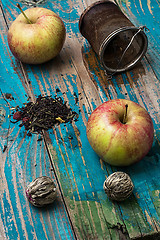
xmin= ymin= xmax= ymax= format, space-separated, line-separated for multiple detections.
xmin=0 ymin=0 xmax=160 ymax=239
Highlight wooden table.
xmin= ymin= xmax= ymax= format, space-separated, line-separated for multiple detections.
xmin=0 ymin=0 xmax=160 ymax=239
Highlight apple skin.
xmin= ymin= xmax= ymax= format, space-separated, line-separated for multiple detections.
xmin=86 ymin=99 xmax=154 ymax=166
xmin=7 ymin=7 xmax=66 ymax=64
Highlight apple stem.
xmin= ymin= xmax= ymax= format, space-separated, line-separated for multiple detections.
xmin=17 ymin=4 xmax=32 ymax=24
xmin=123 ymin=104 xmax=128 ymax=124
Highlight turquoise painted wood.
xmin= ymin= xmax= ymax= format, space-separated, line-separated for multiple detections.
xmin=0 ymin=4 xmax=75 ymax=240
xmin=0 ymin=0 xmax=160 ymax=239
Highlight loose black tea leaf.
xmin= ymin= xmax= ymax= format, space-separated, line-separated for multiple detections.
xmin=12 ymin=95 xmax=78 ymax=134
xmin=3 ymin=145 xmax=7 ymax=152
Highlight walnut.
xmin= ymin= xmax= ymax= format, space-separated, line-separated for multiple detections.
xmin=103 ymin=172 xmax=134 ymax=201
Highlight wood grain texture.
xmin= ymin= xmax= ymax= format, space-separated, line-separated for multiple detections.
xmin=0 ymin=0 xmax=160 ymax=239
xmin=0 ymin=5 xmax=75 ymax=240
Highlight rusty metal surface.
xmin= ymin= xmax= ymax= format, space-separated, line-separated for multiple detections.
xmin=79 ymin=0 xmax=148 ymax=73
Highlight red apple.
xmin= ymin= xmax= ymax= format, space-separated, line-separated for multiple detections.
xmin=86 ymin=99 xmax=154 ymax=166
xmin=7 ymin=6 xmax=66 ymax=64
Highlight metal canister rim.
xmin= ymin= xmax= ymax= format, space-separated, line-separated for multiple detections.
xmin=99 ymin=26 xmax=148 ymax=73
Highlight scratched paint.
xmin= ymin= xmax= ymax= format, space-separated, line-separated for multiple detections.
xmin=118 ymin=0 xmax=160 ymax=79
xmin=0 ymin=6 xmax=75 ymax=240
xmin=66 ymin=196 xmax=130 ymax=239
xmin=80 ymin=2 xmax=160 ymax=238
xmin=0 ymin=105 xmax=6 ymax=125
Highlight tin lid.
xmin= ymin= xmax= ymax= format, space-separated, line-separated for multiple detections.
xmin=99 ymin=26 xmax=148 ymax=73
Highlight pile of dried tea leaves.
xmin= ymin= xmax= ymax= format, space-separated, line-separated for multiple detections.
xmin=12 ymin=95 xmax=78 ymax=134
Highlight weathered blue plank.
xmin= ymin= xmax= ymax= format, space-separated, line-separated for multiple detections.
xmin=0 ymin=5 xmax=75 ymax=240
xmin=118 ymin=0 xmax=160 ymax=77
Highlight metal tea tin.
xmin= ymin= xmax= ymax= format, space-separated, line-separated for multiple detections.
xmin=79 ymin=0 xmax=148 ymax=73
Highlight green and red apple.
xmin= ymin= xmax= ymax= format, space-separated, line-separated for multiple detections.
xmin=86 ymin=99 xmax=154 ymax=166
xmin=7 ymin=6 xmax=66 ymax=64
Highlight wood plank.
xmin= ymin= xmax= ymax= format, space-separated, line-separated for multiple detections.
xmin=117 ymin=0 xmax=160 ymax=78
xmin=0 ymin=5 xmax=75 ymax=240
xmin=1 ymin=0 xmax=160 ymax=239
